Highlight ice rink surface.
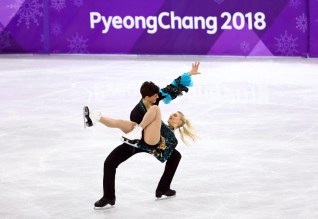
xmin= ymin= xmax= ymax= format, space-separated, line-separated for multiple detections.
xmin=0 ymin=55 xmax=318 ymax=219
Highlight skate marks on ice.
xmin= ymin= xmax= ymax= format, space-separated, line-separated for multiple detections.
xmin=0 ymin=55 xmax=318 ymax=218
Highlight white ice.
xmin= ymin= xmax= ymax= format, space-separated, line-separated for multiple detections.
xmin=0 ymin=55 xmax=318 ymax=219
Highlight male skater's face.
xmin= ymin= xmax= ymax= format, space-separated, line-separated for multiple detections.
xmin=148 ymin=93 xmax=159 ymax=104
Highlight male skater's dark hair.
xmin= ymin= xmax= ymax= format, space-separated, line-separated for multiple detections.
xmin=140 ymin=81 xmax=160 ymax=99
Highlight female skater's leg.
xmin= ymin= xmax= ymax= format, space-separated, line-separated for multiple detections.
xmin=100 ymin=116 xmax=136 ymax=133
xmin=123 ymin=105 xmax=161 ymax=145
xmin=141 ymin=105 xmax=162 ymax=145
xmin=85 ymin=106 xmax=136 ymax=133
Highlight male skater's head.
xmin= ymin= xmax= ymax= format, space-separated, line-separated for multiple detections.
xmin=140 ymin=81 xmax=159 ymax=105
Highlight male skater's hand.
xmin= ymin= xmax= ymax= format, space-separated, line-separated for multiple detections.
xmin=189 ymin=61 xmax=201 ymax=76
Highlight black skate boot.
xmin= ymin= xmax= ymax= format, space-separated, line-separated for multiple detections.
xmin=155 ymin=189 xmax=176 ymax=198
xmin=83 ymin=106 xmax=101 ymax=128
xmin=83 ymin=106 xmax=92 ymax=128
xmin=94 ymin=197 xmax=116 ymax=208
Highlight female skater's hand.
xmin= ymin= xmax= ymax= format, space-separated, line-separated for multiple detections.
xmin=189 ymin=61 xmax=201 ymax=76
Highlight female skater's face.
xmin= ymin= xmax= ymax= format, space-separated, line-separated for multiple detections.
xmin=168 ymin=112 xmax=183 ymax=128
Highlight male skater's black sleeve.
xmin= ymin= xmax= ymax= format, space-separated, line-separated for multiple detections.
xmin=130 ymin=101 xmax=146 ymax=124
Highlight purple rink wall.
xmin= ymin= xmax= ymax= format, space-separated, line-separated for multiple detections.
xmin=0 ymin=0 xmax=317 ymax=57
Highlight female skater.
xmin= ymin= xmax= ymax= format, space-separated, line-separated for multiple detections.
xmin=85 ymin=105 xmax=197 ymax=159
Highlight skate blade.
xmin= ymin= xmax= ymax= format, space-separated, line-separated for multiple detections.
xmin=83 ymin=106 xmax=87 ymax=129
xmin=121 ymin=137 xmax=140 ymax=147
xmin=121 ymin=136 xmax=139 ymax=143
xmin=155 ymin=195 xmax=176 ymax=201
xmin=93 ymin=205 xmax=115 ymax=210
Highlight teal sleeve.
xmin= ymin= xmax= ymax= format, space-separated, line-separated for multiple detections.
xmin=160 ymin=72 xmax=193 ymax=104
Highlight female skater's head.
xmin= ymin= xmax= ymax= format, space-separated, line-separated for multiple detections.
xmin=168 ymin=112 xmax=184 ymax=129
xmin=168 ymin=111 xmax=197 ymax=144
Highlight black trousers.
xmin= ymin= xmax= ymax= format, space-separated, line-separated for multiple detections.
xmin=102 ymin=143 xmax=181 ymax=199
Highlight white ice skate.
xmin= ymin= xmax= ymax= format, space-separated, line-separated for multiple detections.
xmin=121 ymin=124 xmax=142 ymax=146
xmin=122 ymin=124 xmax=142 ymax=141
xmin=83 ymin=106 xmax=101 ymax=128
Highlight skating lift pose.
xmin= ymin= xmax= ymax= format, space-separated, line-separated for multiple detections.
xmin=84 ymin=61 xmax=200 ymax=208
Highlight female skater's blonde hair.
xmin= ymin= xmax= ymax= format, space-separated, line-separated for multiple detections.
xmin=177 ymin=111 xmax=198 ymax=145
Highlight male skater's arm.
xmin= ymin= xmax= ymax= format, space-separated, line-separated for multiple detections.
xmin=130 ymin=101 xmax=145 ymax=123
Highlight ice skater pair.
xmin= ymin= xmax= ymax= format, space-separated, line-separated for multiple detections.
xmin=83 ymin=61 xmax=200 ymax=208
